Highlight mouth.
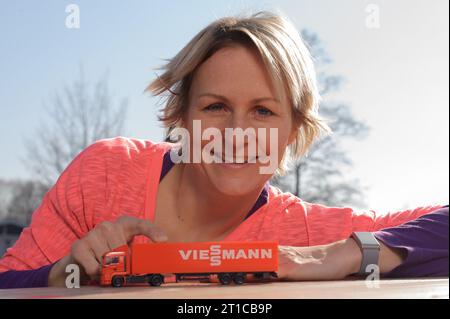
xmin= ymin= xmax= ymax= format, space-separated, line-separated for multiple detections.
xmin=210 ymin=150 xmax=258 ymax=165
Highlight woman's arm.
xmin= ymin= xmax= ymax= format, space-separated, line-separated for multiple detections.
xmin=0 ymin=165 xmax=98 ymax=290
xmin=374 ymin=205 xmax=449 ymax=277
xmin=277 ymin=235 xmax=405 ymax=280
xmin=0 ymin=264 xmax=54 ymax=289
xmin=0 ymin=215 xmax=169 ymax=289
xmin=0 ymin=141 xmax=108 ymax=288
xmin=277 ymin=206 xmax=449 ymax=280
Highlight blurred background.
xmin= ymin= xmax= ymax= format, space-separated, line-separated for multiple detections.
xmin=0 ymin=0 xmax=448 ymax=254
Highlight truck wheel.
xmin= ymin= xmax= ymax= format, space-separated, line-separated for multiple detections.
xmin=233 ymin=273 xmax=246 ymax=285
xmin=112 ymin=276 xmax=124 ymax=288
xmin=253 ymin=272 xmax=264 ymax=279
xmin=218 ymin=273 xmax=232 ymax=285
xmin=149 ymin=274 xmax=164 ymax=287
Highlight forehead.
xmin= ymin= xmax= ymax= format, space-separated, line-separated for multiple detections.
xmin=189 ymin=45 xmax=278 ymax=100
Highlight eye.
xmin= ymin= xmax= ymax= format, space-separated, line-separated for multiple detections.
xmin=203 ymin=103 xmax=226 ymax=112
xmin=255 ymin=106 xmax=274 ymax=117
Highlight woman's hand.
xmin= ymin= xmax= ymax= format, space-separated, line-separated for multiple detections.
xmin=277 ymin=237 xmax=406 ymax=281
xmin=277 ymin=239 xmax=363 ymax=281
xmin=48 ymin=215 xmax=168 ymax=287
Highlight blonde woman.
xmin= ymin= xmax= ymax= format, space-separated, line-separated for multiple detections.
xmin=0 ymin=12 xmax=447 ymax=288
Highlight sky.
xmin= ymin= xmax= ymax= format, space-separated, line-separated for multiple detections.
xmin=0 ymin=0 xmax=448 ymax=212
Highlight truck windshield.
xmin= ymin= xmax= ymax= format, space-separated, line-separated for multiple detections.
xmin=104 ymin=256 xmax=119 ymax=265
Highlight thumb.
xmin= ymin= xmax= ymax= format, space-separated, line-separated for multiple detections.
xmin=117 ymin=215 xmax=169 ymax=243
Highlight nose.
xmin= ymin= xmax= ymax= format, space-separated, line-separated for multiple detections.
xmin=227 ymin=109 xmax=250 ymax=131
xmin=222 ymin=109 xmax=256 ymax=155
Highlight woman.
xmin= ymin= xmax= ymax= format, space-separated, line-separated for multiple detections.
xmin=0 ymin=12 xmax=448 ymax=288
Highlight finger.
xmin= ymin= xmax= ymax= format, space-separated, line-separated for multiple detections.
xmin=96 ymin=221 xmax=127 ymax=250
xmin=117 ymin=216 xmax=168 ymax=242
xmin=86 ymin=232 xmax=111 ymax=264
xmin=71 ymin=240 xmax=101 ymax=279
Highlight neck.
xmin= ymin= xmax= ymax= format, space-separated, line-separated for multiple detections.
xmin=174 ymin=163 xmax=265 ymax=240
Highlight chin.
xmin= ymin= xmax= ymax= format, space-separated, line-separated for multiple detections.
xmin=205 ymin=163 xmax=264 ymax=197
xmin=214 ymin=181 xmax=257 ymax=197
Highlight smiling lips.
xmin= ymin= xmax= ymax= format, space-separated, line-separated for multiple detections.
xmin=211 ymin=151 xmax=258 ymax=165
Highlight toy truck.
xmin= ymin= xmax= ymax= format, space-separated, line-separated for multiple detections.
xmin=100 ymin=241 xmax=278 ymax=287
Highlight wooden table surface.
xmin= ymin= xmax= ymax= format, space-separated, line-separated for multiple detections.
xmin=1 ymin=278 xmax=448 ymax=299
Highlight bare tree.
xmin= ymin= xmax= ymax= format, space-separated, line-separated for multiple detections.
xmin=0 ymin=179 xmax=48 ymax=226
xmin=271 ymin=30 xmax=370 ymax=208
xmin=6 ymin=180 xmax=48 ymax=226
xmin=0 ymin=179 xmax=14 ymax=221
xmin=22 ymin=67 xmax=128 ymax=187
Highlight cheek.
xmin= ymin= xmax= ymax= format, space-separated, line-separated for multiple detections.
xmin=258 ymin=120 xmax=293 ymax=157
xmin=183 ymin=115 xmax=227 ymax=155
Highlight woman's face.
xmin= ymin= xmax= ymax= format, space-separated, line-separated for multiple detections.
xmin=184 ymin=44 xmax=296 ymax=196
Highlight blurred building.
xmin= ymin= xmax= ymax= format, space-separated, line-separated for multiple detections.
xmin=0 ymin=219 xmax=23 ymax=256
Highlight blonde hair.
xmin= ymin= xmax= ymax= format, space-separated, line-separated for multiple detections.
xmin=145 ymin=11 xmax=331 ymax=175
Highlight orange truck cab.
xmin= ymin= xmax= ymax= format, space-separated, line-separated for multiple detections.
xmin=100 ymin=241 xmax=278 ymax=287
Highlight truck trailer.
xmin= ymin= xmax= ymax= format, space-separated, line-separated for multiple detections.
xmin=100 ymin=241 xmax=278 ymax=287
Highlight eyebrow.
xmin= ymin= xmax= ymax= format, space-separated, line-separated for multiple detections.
xmin=196 ymin=93 xmax=280 ymax=104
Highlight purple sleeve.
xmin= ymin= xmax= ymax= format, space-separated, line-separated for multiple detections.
xmin=374 ymin=205 xmax=449 ymax=278
xmin=0 ymin=263 xmax=53 ymax=289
